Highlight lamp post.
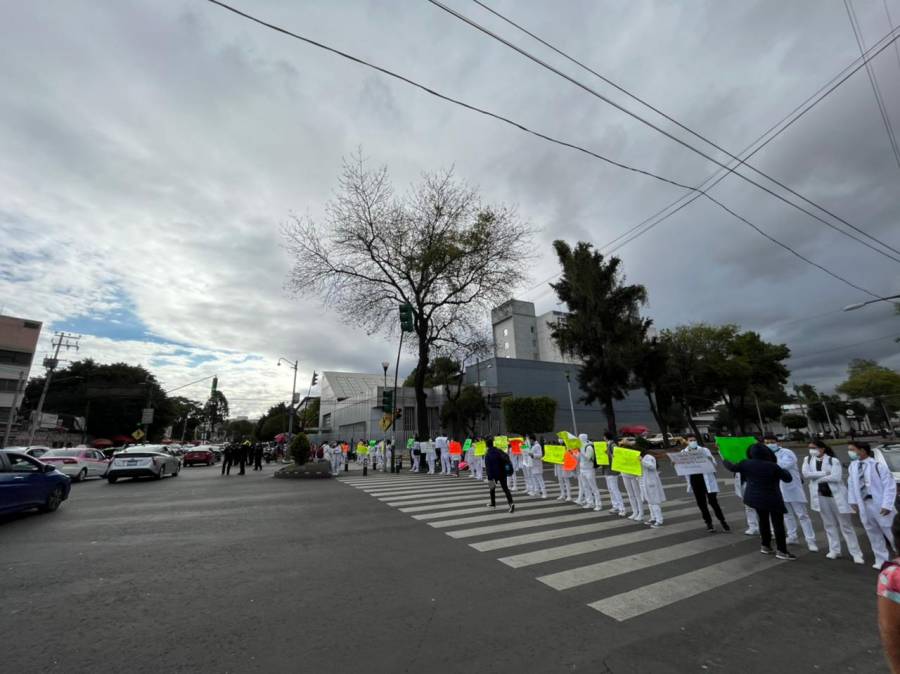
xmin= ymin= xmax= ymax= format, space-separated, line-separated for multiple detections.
xmin=564 ymin=370 xmax=578 ymax=435
xmin=843 ymin=293 xmax=900 ymax=311
xmin=278 ymin=357 xmax=299 ymax=441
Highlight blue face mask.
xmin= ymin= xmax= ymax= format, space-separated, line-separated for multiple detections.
xmin=847 ymin=450 xmax=859 ymax=461
xmin=766 ymin=443 xmax=778 ymax=451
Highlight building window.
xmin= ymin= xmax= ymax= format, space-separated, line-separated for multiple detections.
xmin=0 ymin=350 xmax=32 ymax=366
xmin=503 ymin=328 xmax=508 ymax=337
xmin=504 ymin=342 xmax=509 ymax=350
xmin=0 ymin=378 xmax=21 ymax=392
xmin=530 ymin=326 xmax=534 ymax=333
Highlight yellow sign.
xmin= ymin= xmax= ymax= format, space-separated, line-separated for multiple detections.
xmin=131 ymin=429 xmax=145 ymax=440
xmin=542 ymin=444 xmax=566 ymax=464
xmin=557 ymin=430 xmax=574 ymax=442
xmin=564 ymin=436 xmax=581 ymax=450
xmin=474 ymin=440 xmax=487 ymax=457
xmin=593 ymin=441 xmax=610 ymax=465
xmin=356 ymin=443 xmax=369 ymax=455
xmin=611 ymin=446 xmax=642 ymax=476
xmin=494 ymin=436 xmax=509 ymax=450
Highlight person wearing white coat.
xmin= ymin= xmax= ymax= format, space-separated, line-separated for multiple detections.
xmin=640 ymin=452 xmax=666 ymax=527
xmin=601 ymin=437 xmax=626 ymax=516
xmin=508 ymin=445 xmax=521 ymax=492
xmin=621 ymin=470 xmax=644 ymax=522
xmin=326 ymin=442 xmax=342 ymax=475
xmin=767 ymin=435 xmax=819 ymax=552
xmin=577 ymin=434 xmax=603 ymax=511
xmin=436 ymin=435 xmax=451 ymax=474
xmin=681 ymin=437 xmax=730 ymax=532
xmin=801 ymin=440 xmax=863 ymax=564
xmin=847 ymin=441 xmax=898 ymax=569
xmin=528 ymin=435 xmax=548 ymax=498
xmin=410 ymin=441 xmax=421 ymax=473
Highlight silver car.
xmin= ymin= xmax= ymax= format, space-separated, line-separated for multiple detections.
xmin=107 ymin=447 xmax=181 ymax=483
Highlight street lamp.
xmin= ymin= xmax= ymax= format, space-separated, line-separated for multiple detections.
xmin=843 ymin=293 xmax=900 ymax=311
xmin=277 ymin=357 xmax=299 ymax=441
xmin=564 ymin=370 xmax=578 ymax=435
xmin=380 ymin=360 xmax=389 ymax=472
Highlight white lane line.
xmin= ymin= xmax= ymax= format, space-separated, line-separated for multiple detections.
xmin=400 ymin=494 xmax=561 ymax=513
xmin=498 ymin=509 xmax=741 ymax=567
xmin=537 ymin=531 xmax=752 ymax=590
xmin=469 ymin=505 xmax=706 ymax=552
xmin=587 ymin=552 xmax=788 ymax=621
xmin=365 ymin=484 xmax=488 ymax=496
xmin=385 ymin=493 xmax=501 ymax=507
xmin=429 ymin=504 xmax=586 ymax=528
xmin=377 ymin=487 xmax=496 ymax=501
xmin=445 ymin=512 xmax=601 ymax=539
xmin=413 ymin=498 xmax=568 ymax=520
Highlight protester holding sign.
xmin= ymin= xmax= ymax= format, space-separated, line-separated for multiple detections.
xmin=577 ymin=433 xmax=603 ymax=512
xmin=640 ymin=450 xmax=666 ymax=528
xmin=528 ymin=434 xmax=547 ymax=498
xmin=765 ymin=433 xmax=818 ymax=552
xmin=680 ymin=435 xmax=730 ymax=533
xmin=436 ymin=435 xmax=451 ymax=474
xmin=601 ymin=435 xmax=626 ymax=517
xmin=484 ymin=437 xmax=515 ymax=513
xmin=613 ymin=444 xmax=644 ymax=522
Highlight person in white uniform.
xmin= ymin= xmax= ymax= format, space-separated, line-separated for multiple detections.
xmin=578 ymin=434 xmax=603 ymax=511
xmin=562 ymin=448 xmax=578 ymax=502
xmin=528 ymin=434 xmax=547 ymax=498
xmin=436 ymin=435 xmax=451 ymax=474
xmin=640 ymin=451 xmax=666 ymax=527
xmin=767 ymin=434 xmax=818 ymax=552
xmin=681 ymin=437 xmax=730 ymax=533
xmin=507 ymin=443 xmax=521 ymax=492
xmin=617 ymin=440 xmax=643 ymax=521
xmin=802 ymin=439 xmax=863 ymax=564
xmin=520 ymin=441 xmax=535 ymax=495
xmin=410 ymin=441 xmax=421 ymax=473
xmin=464 ymin=441 xmax=476 ymax=479
xmin=472 ymin=442 xmax=485 ymax=481
xmin=601 ymin=436 xmax=626 ymax=516
xmin=327 ymin=442 xmax=342 ymax=475
xmin=735 ymin=470 xmax=759 ymax=536
xmin=385 ymin=440 xmax=393 ymax=473
xmin=847 ymin=441 xmax=898 ymax=569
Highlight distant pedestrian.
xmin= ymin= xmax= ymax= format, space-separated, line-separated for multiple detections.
xmin=724 ymin=442 xmax=796 ymax=560
xmin=238 ymin=440 xmax=249 ymax=475
xmin=602 ymin=433 xmax=626 ymax=517
xmin=484 ymin=438 xmax=514 ymax=513
xmin=527 ymin=434 xmax=547 ymax=498
xmin=848 ymin=441 xmax=898 ymax=568
xmin=682 ymin=435 xmax=730 ymax=533
xmin=221 ymin=444 xmax=234 ymax=476
xmin=253 ymin=443 xmax=263 ymax=471
xmin=640 ymin=449 xmax=666 ymax=528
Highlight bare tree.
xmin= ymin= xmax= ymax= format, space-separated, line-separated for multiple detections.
xmin=283 ymin=153 xmax=532 ymax=439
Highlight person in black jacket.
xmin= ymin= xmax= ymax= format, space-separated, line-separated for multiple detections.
xmin=724 ymin=443 xmax=796 ymax=560
xmin=484 ymin=438 xmax=515 ymax=513
xmin=221 ymin=443 xmax=234 ymax=476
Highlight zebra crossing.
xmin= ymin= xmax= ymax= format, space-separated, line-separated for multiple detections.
xmin=338 ymin=470 xmax=811 ymax=622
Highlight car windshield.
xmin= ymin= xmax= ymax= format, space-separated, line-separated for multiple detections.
xmin=880 ymin=450 xmax=900 ymax=472
xmin=115 ymin=452 xmax=160 ymax=458
xmin=43 ymin=449 xmax=82 ymax=457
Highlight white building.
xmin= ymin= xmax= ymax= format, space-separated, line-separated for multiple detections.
xmin=0 ymin=315 xmax=42 ymax=432
xmin=491 ymin=299 xmax=577 ymax=364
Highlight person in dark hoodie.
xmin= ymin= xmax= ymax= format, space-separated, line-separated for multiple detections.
xmin=484 ymin=437 xmax=515 ymax=514
xmin=723 ymin=443 xmax=796 ymax=560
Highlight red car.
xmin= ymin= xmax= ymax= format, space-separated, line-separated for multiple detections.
xmin=183 ymin=447 xmax=215 ymax=467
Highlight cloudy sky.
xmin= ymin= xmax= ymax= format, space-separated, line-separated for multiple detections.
xmin=2 ymin=0 xmax=899 ymax=418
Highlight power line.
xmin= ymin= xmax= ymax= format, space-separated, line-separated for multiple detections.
xmin=435 ymin=0 xmax=900 ymax=262
xmin=207 ymin=0 xmax=885 ymax=300
xmin=844 ymin=0 xmax=900 ymax=170
xmin=884 ymin=0 xmax=900 ymax=77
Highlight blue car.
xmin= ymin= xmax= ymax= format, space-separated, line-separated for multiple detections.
xmin=0 ymin=450 xmax=71 ymax=515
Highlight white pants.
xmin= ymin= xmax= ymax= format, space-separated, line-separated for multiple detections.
xmin=605 ymin=474 xmax=624 ymax=511
xmin=426 ymin=454 xmax=435 ymax=474
xmin=440 ymin=452 xmax=452 ymax=474
xmin=466 ymin=453 xmax=476 ymax=477
xmin=817 ymin=497 xmax=862 ymax=558
xmin=860 ymin=501 xmax=896 ymax=566
xmin=784 ymin=501 xmax=816 ymax=543
xmin=580 ymin=469 xmax=602 ymax=508
xmin=622 ymin=475 xmax=644 ymax=518
xmin=411 ymin=453 xmax=420 ymax=472
xmin=648 ymin=503 xmax=663 ymax=524
xmin=744 ymin=506 xmax=759 ymax=532
xmin=473 ymin=457 xmax=484 ymax=480
xmin=531 ymin=467 xmax=546 ymax=497
xmin=521 ymin=461 xmax=535 ymax=493
xmin=509 ymin=454 xmax=520 ymax=491
xmin=330 ymin=454 xmax=342 ymax=474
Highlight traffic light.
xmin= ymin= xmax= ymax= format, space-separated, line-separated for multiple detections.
xmin=394 ymin=407 xmax=402 ymax=420
xmin=381 ymin=389 xmax=394 ymax=412
xmin=211 ymin=376 xmax=218 ymax=395
xmin=399 ymin=303 xmax=414 ymax=332
xmin=310 ymin=371 xmax=318 ymax=387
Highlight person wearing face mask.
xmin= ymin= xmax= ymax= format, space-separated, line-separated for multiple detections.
xmin=528 ymin=434 xmax=548 ymax=498
xmin=640 ymin=448 xmax=665 ymax=527
xmin=682 ymin=435 xmax=730 ymax=533
xmin=764 ymin=433 xmax=819 ymax=552
xmin=801 ymin=439 xmax=864 ymax=564
xmin=602 ymin=433 xmax=627 ymax=517
xmin=847 ymin=441 xmax=898 ymax=569
xmin=577 ymin=433 xmax=603 ymax=512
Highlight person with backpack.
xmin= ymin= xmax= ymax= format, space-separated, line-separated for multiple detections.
xmin=848 ymin=441 xmax=898 ymax=569
xmin=484 ymin=437 xmax=515 ymax=513
xmin=577 ymin=433 xmax=603 ymax=512
xmin=527 ymin=434 xmax=547 ymax=498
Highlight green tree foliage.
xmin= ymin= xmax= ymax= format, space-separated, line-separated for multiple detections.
xmin=167 ymin=396 xmax=205 ymax=442
xmin=22 ymin=359 xmax=179 ymax=442
xmin=632 ymin=334 xmax=685 ymax=443
xmin=501 ymin=396 xmax=557 ymax=436
xmin=289 ymin=432 xmax=311 ymax=465
xmin=549 ymin=241 xmax=647 ymax=434
xmin=225 ymin=419 xmax=255 ymax=441
xmin=284 ymin=154 xmax=532 ymax=440
xmin=441 ymin=385 xmax=489 ymax=437
xmin=403 ymin=357 xmax=460 ymax=388
xmin=781 ymin=413 xmax=808 ymax=430
xmin=203 ymin=389 xmax=229 ymax=427
xmin=837 ymin=359 xmax=900 ymax=428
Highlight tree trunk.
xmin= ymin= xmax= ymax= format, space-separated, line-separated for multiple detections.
xmin=684 ymin=401 xmax=703 ymax=440
xmin=414 ymin=333 xmax=430 ymax=441
xmin=603 ymin=395 xmax=617 ymax=436
xmin=644 ymin=388 xmax=668 ymax=445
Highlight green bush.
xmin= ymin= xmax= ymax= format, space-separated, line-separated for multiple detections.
xmin=501 ymin=396 xmax=557 ymax=436
xmin=289 ymin=433 xmax=311 ymax=465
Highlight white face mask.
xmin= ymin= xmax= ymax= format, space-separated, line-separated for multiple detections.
xmin=687 ymin=441 xmax=698 ymax=450
xmin=766 ymin=443 xmax=779 ymax=451
xmin=808 ymin=449 xmax=819 ymax=458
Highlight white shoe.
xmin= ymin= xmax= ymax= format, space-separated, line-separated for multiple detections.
xmin=825 ymin=552 xmax=839 ymax=560
xmin=744 ymin=528 xmax=759 ymax=536
xmin=556 ymin=495 xmax=565 ymax=501
xmin=582 ymin=503 xmax=593 ymax=510
xmin=593 ymin=506 xmax=603 ymax=512
xmin=786 ymin=537 xmax=799 ymax=545
xmin=874 ymin=563 xmax=883 ymax=570
xmin=608 ymin=507 xmax=618 ymax=514
xmin=651 ymin=521 xmax=662 ymax=528
xmin=853 ymin=556 xmax=864 ymax=565
xmin=807 ymin=541 xmax=819 ymax=552
xmin=617 ymin=510 xmax=627 ymax=517
xmin=566 ymin=497 xmax=576 ymax=503
xmin=541 ymin=494 xmax=548 ymax=499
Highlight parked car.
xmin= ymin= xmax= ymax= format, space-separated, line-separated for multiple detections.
xmin=39 ymin=448 xmax=110 ymax=482
xmin=107 ymin=448 xmax=181 ymax=483
xmin=183 ymin=447 xmax=215 ymax=467
xmin=2 ymin=445 xmax=52 ymax=459
xmin=0 ymin=450 xmax=71 ymax=515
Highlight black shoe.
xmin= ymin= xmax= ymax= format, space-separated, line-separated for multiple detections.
xmin=776 ymin=551 xmax=797 ymax=561
xmin=508 ymin=503 xmax=515 ymax=514
xmin=760 ymin=546 xmax=774 ymax=555
xmin=720 ymin=521 xmax=731 ymax=532
xmin=706 ymin=524 xmax=715 ymax=533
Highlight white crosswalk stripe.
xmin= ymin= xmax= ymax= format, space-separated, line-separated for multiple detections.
xmin=339 ymin=471 xmax=821 ymax=621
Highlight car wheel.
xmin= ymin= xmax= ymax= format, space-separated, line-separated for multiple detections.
xmin=172 ymin=465 xmax=180 ymax=477
xmin=40 ymin=486 xmax=64 ymax=513
xmin=207 ymin=460 xmax=212 ymax=466
xmin=75 ymin=468 xmax=87 ymax=482
xmin=155 ymin=466 xmax=165 ymax=480
xmin=107 ymin=475 xmax=118 ymax=484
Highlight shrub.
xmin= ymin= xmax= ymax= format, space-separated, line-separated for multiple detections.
xmin=289 ymin=433 xmax=311 ymax=465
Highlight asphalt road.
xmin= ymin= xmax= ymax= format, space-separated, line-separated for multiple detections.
xmin=1 ymin=461 xmax=890 ymax=673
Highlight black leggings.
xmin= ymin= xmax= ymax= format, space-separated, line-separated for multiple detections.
xmin=755 ymin=508 xmax=788 ymax=553
xmin=689 ymin=475 xmax=727 ymax=525
xmin=490 ymin=475 xmax=513 ymax=506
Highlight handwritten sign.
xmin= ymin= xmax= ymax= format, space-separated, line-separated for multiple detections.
xmin=510 ymin=438 xmax=523 ymax=455
xmin=612 ymin=446 xmax=642 ymax=476
xmin=667 ymin=451 xmax=716 ymax=476
xmin=593 ymin=441 xmax=610 ymax=465
xmin=715 ymin=436 xmax=756 ymax=464
xmin=449 ymin=440 xmax=462 ymax=456
xmin=474 ymin=440 xmax=487 ymax=457
xmin=494 ymin=436 xmax=509 ymax=450
xmin=542 ymin=444 xmax=566 ymax=464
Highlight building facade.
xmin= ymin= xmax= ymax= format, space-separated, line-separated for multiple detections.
xmin=0 ymin=315 xmax=42 ymax=430
xmin=491 ymin=299 xmax=577 ymax=364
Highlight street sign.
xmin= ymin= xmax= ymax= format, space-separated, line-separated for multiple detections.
xmin=132 ymin=429 xmax=145 ymax=440
xmin=845 ymin=409 xmax=856 ymax=418
xmin=141 ymin=408 xmax=154 ymax=424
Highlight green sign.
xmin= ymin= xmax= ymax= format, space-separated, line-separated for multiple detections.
xmin=715 ymin=436 xmax=756 ymax=463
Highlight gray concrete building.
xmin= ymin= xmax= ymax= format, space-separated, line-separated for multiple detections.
xmin=0 ymin=314 xmax=42 ymax=430
xmin=491 ymin=299 xmax=577 ymax=364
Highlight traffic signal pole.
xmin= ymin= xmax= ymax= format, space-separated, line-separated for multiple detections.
xmin=390 ymin=329 xmax=404 ymax=474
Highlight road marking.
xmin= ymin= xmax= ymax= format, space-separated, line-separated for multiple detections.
xmin=429 ymin=504 xmax=588 ymax=528
xmin=413 ymin=498 xmax=568 ymax=520
xmin=537 ymin=531 xmax=753 ymax=589
xmin=378 ymin=487 xmax=497 ymax=501
xmin=587 ymin=552 xmax=787 ymax=621
xmin=445 ymin=512 xmax=602 ymax=539
xmin=470 ymin=505 xmax=704 ymax=552
xmin=400 ymin=494 xmax=561 ymax=513
xmin=383 ymin=492 xmax=499 ymax=507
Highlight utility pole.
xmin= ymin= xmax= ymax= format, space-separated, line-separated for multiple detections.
xmin=564 ymin=370 xmax=578 ymax=435
xmin=753 ymin=392 xmax=765 ymax=435
xmin=817 ymin=392 xmax=835 ymax=437
xmin=27 ymin=332 xmax=80 ymax=447
xmin=390 ymin=331 xmax=405 ymax=473
xmin=1 ymin=371 xmax=25 ymax=448
xmin=278 ymin=358 xmax=299 ymax=441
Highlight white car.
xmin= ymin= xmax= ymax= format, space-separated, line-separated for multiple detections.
xmin=107 ymin=447 xmax=181 ymax=483
xmin=2 ymin=445 xmax=52 ymax=459
xmin=39 ymin=448 xmax=110 ymax=481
